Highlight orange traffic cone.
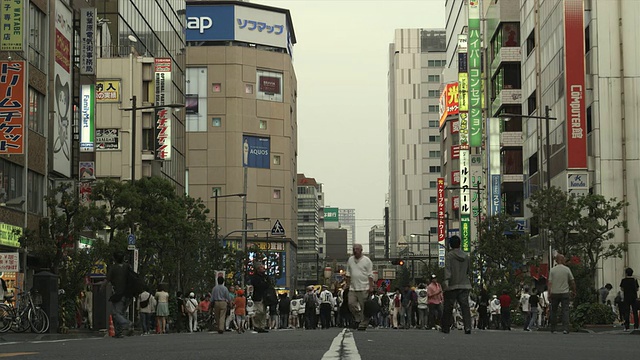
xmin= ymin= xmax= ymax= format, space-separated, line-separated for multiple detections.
xmin=108 ymin=315 xmax=115 ymax=337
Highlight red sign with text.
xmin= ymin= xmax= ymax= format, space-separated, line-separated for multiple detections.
xmin=437 ymin=178 xmax=446 ymax=244
xmin=0 ymin=61 xmax=25 ymax=154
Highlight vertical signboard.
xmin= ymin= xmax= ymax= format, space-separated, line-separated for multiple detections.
xmin=80 ymin=7 xmax=96 ymax=75
xmin=54 ymin=0 xmax=73 ymax=177
xmin=459 ymin=113 xmax=469 ymax=147
xmin=564 ymin=0 xmax=587 ymax=169
xmin=468 ymin=0 xmax=482 ymax=147
xmin=461 ymin=215 xmax=471 ymax=253
xmin=437 ymin=178 xmax=446 ymax=267
xmin=79 ymin=85 xmax=95 ymax=152
xmin=242 ymin=135 xmax=270 ymax=168
xmin=0 ymin=0 xmax=23 ymax=51
xmin=0 ymin=61 xmax=25 ymax=153
xmin=488 ymin=117 xmax=501 ymax=215
xmin=459 ymin=148 xmax=471 ymax=252
xmin=439 ymin=83 xmax=459 ymax=129
xmin=154 ymin=58 xmax=172 ymax=160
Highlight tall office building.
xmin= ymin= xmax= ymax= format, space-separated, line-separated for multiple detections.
xmin=388 ymin=29 xmax=446 ymax=257
xmin=339 ymin=208 xmax=356 ymax=249
xmin=185 ymin=1 xmax=298 ymax=289
xmin=297 ymin=174 xmax=323 ymax=288
xmin=368 ymin=224 xmax=386 ymax=260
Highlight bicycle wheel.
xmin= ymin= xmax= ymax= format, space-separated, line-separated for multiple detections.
xmin=11 ymin=310 xmax=30 ymax=333
xmin=29 ymin=308 xmax=49 ymax=334
xmin=0 ymin=305 xmax=12 ymax=333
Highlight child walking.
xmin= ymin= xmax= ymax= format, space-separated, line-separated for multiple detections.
xmin=234 ymin=289 xmax=247 ymax=333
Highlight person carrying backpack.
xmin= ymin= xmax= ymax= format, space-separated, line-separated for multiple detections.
xmin=304 ymin=286 xmax=319 ymax=329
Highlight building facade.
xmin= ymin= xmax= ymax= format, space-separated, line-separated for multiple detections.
xmin=297 ymin=174 xmax=322 ymax=288
xmin=368 ymin=224 xmax=386 ymax=260
xmin=338 ymin=208 xmax=356 ymax=248
xmin=388 ymin=29 xmax=447 ymax=257
xmin=185 ymin=1 xmax=298 ymax=289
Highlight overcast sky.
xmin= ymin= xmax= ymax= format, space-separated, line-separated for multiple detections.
xmin=267 ymin=0 xmax=446 ymax=250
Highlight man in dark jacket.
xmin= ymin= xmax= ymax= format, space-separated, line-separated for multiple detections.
xmin=278 ymin=293 xmax=291 ymax=329
xmin=250 ymin=262 xmax=271 ymax=333
xmin=105 ymin=251 xmax=131 ymax=338
xmin=441 ymin=235 xmax=472 ymax=334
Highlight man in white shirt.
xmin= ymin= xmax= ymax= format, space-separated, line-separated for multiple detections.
xmin=345 ymin=243 xmax=374 ymax=331
xmin=319 ymin=285 xmax=334 ymax=329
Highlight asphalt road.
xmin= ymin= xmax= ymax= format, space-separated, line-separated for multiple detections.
xmin=0 ymin=327 xmax=636 ymax=360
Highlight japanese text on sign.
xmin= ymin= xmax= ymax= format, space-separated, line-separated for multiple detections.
xmin=0 ymin=252 xmax=19 ymax=272
xmin=0 ymin=61 xmax=25 ymax=154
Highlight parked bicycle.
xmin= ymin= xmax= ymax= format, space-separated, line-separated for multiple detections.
xmin=0 ymin=289 xmax=50 ymax=334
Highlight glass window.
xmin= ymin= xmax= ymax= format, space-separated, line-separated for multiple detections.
xmin=212 ymin=83 xmax=221 ymax=92
xmin=27 ymin=171 xmax=43 ymax=214
xmin=429 ymin=135 xmax=440 ymax=142
xmin=428 ymin=75 xmax=440 ymax=82
xmin=429 ymin=120 xmax=438 ymax=128
xmin=28 ymin=88 xmax=45 ymax=134
xmin=429 ymin=166 xmax=441 ymax=173
xmin=428 ymin=90 xmax=439 ymax=97
xmin=430 ymin=181 xmax=437 ymax=188
xmin=186 ymin=68 xmax=207 ymax=132
xmin=273 ymin=189 xmax=281 ymax=199
xmin=430 ymin=196 xmax=437 ymax=203
xmin=273 ymin=155 xmax=281 ymax=165
xmin=211 ymin=187 xmax=222 ymax=197
xmin=256 ymin=70 xmax=284 ymax=102
xmin=428 ymin=105 xmax=439 ymax=112
xmin=429 ymin=150 xmax=441 ymax=158
xmin=245 ymin=84 xmax=254 ymax=94
xmin=29 ymin=5 xmax=46 ymax=71
xmin=0 ymin=159 xmax=24 ymax=205
xmin=259 ymin=120 xmax=267 ymax=129
xmin=212 ymin=118 xmax=221 ymax=127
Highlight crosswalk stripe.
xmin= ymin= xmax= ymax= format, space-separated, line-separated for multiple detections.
xmin=321 ymin=329 xmax=361 ymax=360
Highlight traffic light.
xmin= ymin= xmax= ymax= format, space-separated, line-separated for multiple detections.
xmin=391 ymin=259 xmax=405 ymax=266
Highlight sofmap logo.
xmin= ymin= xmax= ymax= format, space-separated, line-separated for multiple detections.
xmin=186 ymin=17 xmax=213 ymax=34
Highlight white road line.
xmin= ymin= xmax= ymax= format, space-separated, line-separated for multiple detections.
xmin=321 ymin=329 xmax=362 ymax=360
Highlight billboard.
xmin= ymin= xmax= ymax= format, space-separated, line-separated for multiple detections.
xmin=461 ymin=215 xmax=471 ymax=253
xmin=53 ymin=0 xmax=73 ymax=177
xmin=242 ymin=135 xmax=270 ymax=168
xmin=488 ymin=117 xmax=501 ymax=216
xmin=564 ymin=0 xmax=587 ymax=169
xmin=324 ymin=207 xmax=339 ymax=222
xmin=154 ymin=58 xmax=172 ymax=160
xmin=460 ymin=149 xmax=471 ymax=215
xmin=96 ymin=129 xmax=119 ymax=150
xmin=185 ymin=4 xmax=289 ymax=50
xmin=439 ymin=83 xmax=459 ymax=129
xmin=95 ymin=80 xmax=121 ymax=102
xmin=256 ymin=70 xmax=283 ymax=102
xmin=79 ymin=161 xmax=95 ymax=180
xmin=186 ymin=67 xmax=208 ymax=132
xmin=80 ymin=85 xmax=95 ymax=152
xmin=80 ymin=7 xmax=96 ymax=75
xmin=437 ymin=178 xmax=446 ymax=268
xmin=0 ymin=61 xmax=25 ymax=153
xmin=0 ymin=0 xmax=22 ymax=51
xmin=468 ymin=0 xmax=482 ymax=147
xmin=0 ymin=223 xmax=21 ymax=248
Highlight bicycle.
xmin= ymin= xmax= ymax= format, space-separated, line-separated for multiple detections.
xmin=0 ymin=289 xmax=50 ymax=334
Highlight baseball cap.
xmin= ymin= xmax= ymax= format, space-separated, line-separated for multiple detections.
xmin=431 ymin=274 xmax=437 ymax=279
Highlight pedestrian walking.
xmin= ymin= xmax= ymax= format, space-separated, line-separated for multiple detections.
xmin=392 ymin=288 xmax=402 ymax=329
xmin=498 ymin=290 xmax=511 ymax=330
xmin=155 ymin=284 xmax=170 ymax=334
xmin=441 ymin=235 xmax=472 ymax=334
xmin=226 ymin=285 xmax=237 ymax=331
xmin=304 ymin=286 xmax=319 ymax=329
xmin=211 ymin=276 xmax=230 ymax=334
xmin=477 ymin=288 xmax=489 ymax=330
xmin=619 ymin=267 xmax=639 ymax=332
xmin=250 ymin=262 xmax=272 ymax=333
xmin=138 ymin=288 xmax=154 ymax=335
xmin=84 ymin=287 xmax=93 ymax=330
xmin=520 ymin=286 xmax=531 ymax=331
xmin=548 ymin=254 xmax=576 ymax=334
xmin=185 ymin=292 xmax=199 ymax=332
xmin=234 ymin=289 xmax=247 ymax=333
xmin=345 ymin=243 xmax=375 ymax=331
xmin=527 ymin=289 xmax=539 ymax=331
xmin=104 ymin=251 xmax=132 ymax=338
xmin=279 ymin=293 xmax=291 ymax=329
xmin=427 ymin=274 xmax=444 ymax=330
xmin=416 ymin=284 xmax=429 ymax=329
xmin=319 ymin=285 xmax=334 ymax=329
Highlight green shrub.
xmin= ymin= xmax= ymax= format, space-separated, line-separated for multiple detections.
xmin=570 ymin=302 xmax=616 ymax=328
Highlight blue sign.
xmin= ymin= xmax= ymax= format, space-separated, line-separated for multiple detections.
xmin=128 ymin=234 xmax=136 ymax=246
xmin=185 ymin=5 xmax=235 ymax=42
xmin=491 ymin=174 xmax=501 ymax=216
xmin=243 ymin=135 xmax=270 ymax=169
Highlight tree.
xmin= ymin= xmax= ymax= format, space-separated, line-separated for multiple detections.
xmin=527 ymin=187 xmax=581 ymax=256
xmin=475 ymin=213 xmax=534 ymax=294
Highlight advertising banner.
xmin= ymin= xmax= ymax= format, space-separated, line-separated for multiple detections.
xmin=79 ymin=161 xmax=95 ymax=180
xmin=564 ymin=0 xmax=587 ymax=169
xmin=53 ymin=0 xmax=73 ymax=177
xmin=0 ymin=61 xmax=25 ymax=154
xmin=0 ymin=223 xmax=21 ymax=248
xmin=324 ymin=207 xmax=339 ymax=222
xmin=488 ymin=117 xmax=501 ymax=216
xmin=451 ymin=170 xmax=460 ymax=185
xmin=458 ymin=72 xmax=468 ymax=112
xmin=452 ymin=196 xmax=460 ymax=210
xmin=468 ymin=0 xmax=482 ymax=147
xmin=491 ymin=175 xmax=501 ymax=216
xmin=451 ymin=145 xmax=460 ymax=160
xmin=460 ymin=149 xmax=471 ymax=215
xmin=79 ymin=181 xmax=92 ymax=205
xmin=437 ymin=178 xmax=446 ymax=268
xmin=95 ymin=80 xmax=121 ymax=102
xmin=439 ymin=83 xmax=459 ymax=128
xmin=451 ymin=119 xmax=459 ymax=134
xmin=154 ymin=58 xmax=172 ymax=160
xmin=242 ymin=135 xmax=270 ymax=168
xmin=459 ymin=112 xmax=469 ymax=147
xmin=96 ymin=129 xmax=119 ymax=150
xmin=461 ymin=215 xmax=471 ymax=253
xmin=80 ymin=85 xmax=95 ymax=152
xmin=0 ymin=0 xmax=22 ymax=51
xmin=80 ymin=7 xmax=96 ymax=75
xmin=0 ymin=253 xmax=19 ymax=272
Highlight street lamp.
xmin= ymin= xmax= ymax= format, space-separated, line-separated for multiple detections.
xmin=119 ymin=99 xmax=184 ymax=181
xmin=210 ymin=190 xmax=246 ymax=244
xmin=499 ymin=106 xmax=557 ymax=266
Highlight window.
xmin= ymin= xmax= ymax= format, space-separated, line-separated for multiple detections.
xmin=526 ymin=30 xmax=535 ymax=56
xmin=429 ymin=120 xmax=438 ymax=128
xmin=427 ymin=60 xmax=445 ymax=67
xmin=503 ymin=149 xmax=523 ymax=174
xmin=273 ymin=189 xmax=281 ymax=199
xmin=585 ymin=25 xmax=591 ymax=54
xmin=29 ymin=5 xmax=46 ymax=70
xmin=28 ymin=88 xmax=45 ymax=134
xmin=211 ymin=187 xmax=222 ymax=197
xmin=211 ymin=117 xmax=221 ymax=127
xmin=428 ymin=135 xmax=440 ymax=142
xmin=430 ymin=226 xmax=437 ymax=234
xmin=429 ymin=166 xmax=441 ymax=173
xmin=186 ymin=68 xmax=208 ymax=132
xmin=27 ymin=171 xmax=43 ymax=215
xmin=429 ymin=150 xmax=441 ymax=158
xmin=527 ymin=91 xmax=537 ymax=115
xmin=427 ymin=75 xmax=440 ymax=82
xmin=428 ymin=105 xmax=439 ymax=112
xmin=245 ymin=84 xmax=254 ymax=94
xmin=430 ymin=181 xmax=437 ymax=188
xmin=430 ymin=211 xmax=437 ymax=218
xmin=428 ymin=90 xmax=440 ymax=97
xmin=429 ymin=196 xmax=437 ymax=203
xmin=212 ymin=83 xmax=221 ymax=92
xmin=256 ymin=70 xmax=284 ymax=102
xmin=586 ymin=106 xmax=592 ymax=133
xmin=259 ymin=120 xmax=267 ymax=130
xmin=273 ymin=155 xmax=281 ymax=165
xmin=0 ymin=159 xmax=24 ymax=204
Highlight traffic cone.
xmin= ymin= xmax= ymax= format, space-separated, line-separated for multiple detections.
xmin=108 ymin=315 xmax=115 ymax=337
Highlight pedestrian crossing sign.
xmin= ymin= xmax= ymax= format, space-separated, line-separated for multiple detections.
xmin=271 ymin=219 xmax=285 ymax=236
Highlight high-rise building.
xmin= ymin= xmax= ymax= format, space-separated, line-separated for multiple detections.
xmin=184 ymin=1 xmax=298 ymax=289
xmin=368 ymin=224 xmax=386 ymax=260
xmin=388 ymin=29 xmax=446 ymax=257
xmin=297 ymin=174 xmax=323 ymax=288
xmin=339 ymin=208 xmax=356 ymax=248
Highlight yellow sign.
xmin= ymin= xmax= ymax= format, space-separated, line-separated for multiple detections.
xmin=95 ymin=80 xmax=121 ymax=102
xmin=458 ymin=72 xmax=469 ymax=112
xmin=0 ymin=0 xmax=23 ymax=51
xmin=0 ymin=223 xmax=21 ymax=248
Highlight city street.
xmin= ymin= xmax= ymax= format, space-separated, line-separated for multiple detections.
xmin=0 ymin=327 xmax=635 ymax=359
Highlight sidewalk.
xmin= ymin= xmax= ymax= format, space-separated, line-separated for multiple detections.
xmin=0 ymin=327 xmax=107 ymax=343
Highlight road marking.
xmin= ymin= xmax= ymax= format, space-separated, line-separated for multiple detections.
xmin=321 ymin=329 xmax=361 ymax=360
xmin=0 ymin=353 xmax=38 ymax=358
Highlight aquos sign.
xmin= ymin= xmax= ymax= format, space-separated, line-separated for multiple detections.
xmin=186 ymin=4 xmax=288 ymax=50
